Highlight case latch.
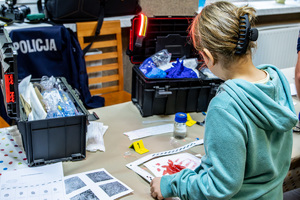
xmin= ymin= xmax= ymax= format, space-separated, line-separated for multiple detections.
xmin=154 ymin=85 xmax=172 ymax=98
xmin=33 ymin=159 xmax=45 ymax=166
xmin=72 ymin=153 xmax=85 ymax=161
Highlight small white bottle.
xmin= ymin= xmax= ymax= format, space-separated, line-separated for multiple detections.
xmin=173 ymin=112 xmax=187 ymax=139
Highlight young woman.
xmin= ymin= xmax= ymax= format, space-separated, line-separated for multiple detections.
xmin=150 ymin=1 xmax=298 ymax=199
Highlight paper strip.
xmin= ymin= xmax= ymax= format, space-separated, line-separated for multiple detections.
xmin=124 ymin=124 xmax=173 ymax=140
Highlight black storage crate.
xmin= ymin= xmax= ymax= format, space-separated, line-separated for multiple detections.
xmin=128 ymin=16 xmax=223 ymax=117
xmin=0 ymin=27 xmax=89 ymax=166
xmin=132 ymin=65 xmax=221 ymax=117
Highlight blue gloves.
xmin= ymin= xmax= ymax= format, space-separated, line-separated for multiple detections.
xmin=165 ymin=58 xmax=198 ymax=79
xmin=146 ymin=67 xmax=167 ymax=78
xmin=139 ymin=57 xmax=198 ymax=79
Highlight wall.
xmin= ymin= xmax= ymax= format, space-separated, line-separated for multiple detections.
xmin=121 ymin=27 xmax=132 ymax=93
xmin=254 ymin=13 xmax=300 ymax=86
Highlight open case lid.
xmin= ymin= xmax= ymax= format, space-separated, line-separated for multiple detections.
xmin=0 ymin=26 xmax=19 ymax=119
xmin=128 ymin=15 xmax=200 ymax=64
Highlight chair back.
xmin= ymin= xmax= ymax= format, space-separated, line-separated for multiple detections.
xmin=76 ymin=20 xmax=125 ymax=96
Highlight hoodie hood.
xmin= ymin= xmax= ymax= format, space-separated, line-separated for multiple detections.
xmin=221 ymin=64 xmax=298 ymax=132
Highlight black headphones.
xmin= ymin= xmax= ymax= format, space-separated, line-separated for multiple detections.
xmin=235 ymin=14 xmax=258 ymax=55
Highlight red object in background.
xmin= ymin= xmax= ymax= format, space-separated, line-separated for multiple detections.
xmin=4 ymin=74 xmax=15 ymax=103
xmin=138 ymin=14 xmax=145 ymax=36
xmin=129 ymin=16 xmax=197 ymax=65
xmin=162 ymin=159 xmax=186 ymax=175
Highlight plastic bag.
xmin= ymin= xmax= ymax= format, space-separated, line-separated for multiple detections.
xmin=40 ymin=76 xmax=56 ymax=91
xmin=200 ymin=67 xmax=218 ymax=79
xmin=86 ymin=121 xmax=108 ymax=152
xmin=41 ymin=77 xmax=82 ymax=118
xmin=151 ymin=49 xmax=172 ymax=67
xmin=139 ymin=49 xmax=171 ymax=78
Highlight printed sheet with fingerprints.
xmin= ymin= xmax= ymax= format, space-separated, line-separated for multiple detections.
xmin=64 ymin=168 xmax=133 ymax=200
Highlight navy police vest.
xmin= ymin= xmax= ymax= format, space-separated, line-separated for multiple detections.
xmin=9 ymin=26 xmax=104 ymax=109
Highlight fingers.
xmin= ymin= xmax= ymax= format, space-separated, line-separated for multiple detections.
xmin=150 ymin=183 xmax=156 ymax=198
xmin=151 ymin=191 xmax=157 ymax=199
xmin=150 ymin=177 xmax=164 ymax=199
xmin=151 ymin=191 xmax=164 ymax=200
xmin=150 ymin=188 xmax=164 ymax=199
xmin=150 ymin=183 xmax=159 ymax=199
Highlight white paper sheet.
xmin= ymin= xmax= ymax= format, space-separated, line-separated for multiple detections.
xmin=18 ymin=75 xmax=47 ymax=121
xmin=144 ymin=153 xmax=201 ymax=177
xmin=123 ymin=124 xmax=174 ymax=140
xmin=0 ymin=162 xmax=65 ymax=200
xmin=290 ymin=83 xmax=297 ymax=96
xmin=64 ymin=168 xmax=133 ymax=200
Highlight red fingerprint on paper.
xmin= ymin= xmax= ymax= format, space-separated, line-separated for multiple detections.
xmin=162 ymin=160 xmax=186 ymax=175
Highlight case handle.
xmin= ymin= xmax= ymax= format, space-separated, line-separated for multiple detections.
xmin=154 ymin=86 xmax=172 ymax=98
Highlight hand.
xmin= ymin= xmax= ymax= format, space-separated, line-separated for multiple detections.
xmin=150 ymin=177 xmax=164 ymax=200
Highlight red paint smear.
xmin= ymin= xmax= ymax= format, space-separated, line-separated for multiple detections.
xmin=156 ymin=163 xmax=160 ymax=166
xmin=162 ymin=160 xmax=186 ymax=175
xmin=157 ymin=168 xmax=161 ymax=172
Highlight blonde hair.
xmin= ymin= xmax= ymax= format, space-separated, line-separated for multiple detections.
xmin=190 ymin=1 xmax=256 ymax=66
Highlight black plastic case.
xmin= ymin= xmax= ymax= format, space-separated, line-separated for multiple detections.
xmin=0 ymin=27 xmax=89 ymax=167
xmin=128 ymin=16 xmax=223 ymax=117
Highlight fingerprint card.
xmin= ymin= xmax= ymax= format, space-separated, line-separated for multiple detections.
xmin=0 ymin=162 xmax=65 ymax=200
xmin=64 ymin=168 xmax=133 ymax=200
xmin=144 ymin=153 xmax=201 ymax=177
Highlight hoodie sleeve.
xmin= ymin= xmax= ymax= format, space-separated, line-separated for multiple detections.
xmin=160 ymin=106 xmax=247 ymax=200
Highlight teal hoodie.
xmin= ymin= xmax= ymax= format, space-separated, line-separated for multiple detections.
xmin=160 ymin=65 xmax=298 ymax=200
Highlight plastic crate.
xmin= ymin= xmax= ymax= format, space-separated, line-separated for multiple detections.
xmin=17 ymin=78 xmax=88 ymax=167
xmin=0 ymin=27 xmax=89 ymax=167
xmin=128 ymin=16 xmax=223 ymax=117
xmin=131 ymin=65 xmax=222 ymax=117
